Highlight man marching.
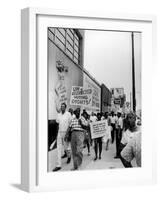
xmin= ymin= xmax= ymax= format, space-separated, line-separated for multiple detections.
xmin=52 ymin=103 xmax=72 ymax=171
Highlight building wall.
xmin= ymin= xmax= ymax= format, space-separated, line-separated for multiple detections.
xmin=48 ymin=40 xmax=83 ymax=120
xmin=101 ymin=84 xmax=112 ymax=113
xmin=83 ymin=72 xmax=101 ymax=114
xmin=110 ymin=87 xmax=125 ymax=112
xmin=75 ymin=29 xmax=85 ymax=67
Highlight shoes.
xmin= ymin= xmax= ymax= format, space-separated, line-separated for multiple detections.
xmin=67 ymin=157 xmax=71 ymax=164
xmin=99 ymin=156 xmax=101 ymax=160
xmin=94 ymin=157 xmax=97 ymax=161
xmin=52 ymin=167 xmax=61 ymax=171
xmin=88 ymin=152 xmax=91 ymax=156
xmin=61 ymin=154 xmax=67 ymax=158
xmin=70 ymin=167 xmax=78 ymax=171
xmin=114 ymin=156 xmax=120 ymax=159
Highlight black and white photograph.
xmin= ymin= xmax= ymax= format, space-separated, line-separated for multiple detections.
xmin=47 ymin=27 xmax=142 ymax=172
xmin=1 ymin=0 xmax=159 ymax=197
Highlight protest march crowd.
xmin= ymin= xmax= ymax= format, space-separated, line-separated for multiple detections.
xmin=50 ymin=103 xmax=142 ymax=171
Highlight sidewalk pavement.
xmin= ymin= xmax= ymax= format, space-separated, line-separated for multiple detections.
xmin=48 ymin=141 xmax=127 ymax=172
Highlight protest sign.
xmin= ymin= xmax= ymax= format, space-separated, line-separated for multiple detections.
xmin=55 ymin=82 xmax=67 ymax=105
xmin=90 ymin=120 xmax=108 ymax=139
xmin=83 ymin=74 xmax=101 ymax=111
xmin=70 ymin=86 xmax=92 ymax=107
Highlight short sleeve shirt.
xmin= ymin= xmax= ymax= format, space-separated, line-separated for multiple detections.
xmin=70 ymin=116 xmax=88 ymax=132
xmin=110 ymin=116 xmax=116 ymax=124
xmin=56 ymin=111 xmax=72 ymax=132
xmin=116 ymin=117 xmax=123 ymax=129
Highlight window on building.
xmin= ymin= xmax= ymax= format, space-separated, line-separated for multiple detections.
xmin=48 ymin=27 xmax=81 ymax=65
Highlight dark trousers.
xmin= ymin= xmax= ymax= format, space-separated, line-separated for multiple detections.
xmin=111 ymin=123 xmax=115 ymax=143
xmin=71 ymin=130 xmax=84 ymax=169
xmin=94 ymin=137 xmax=102 ymax=158
xmin=84 ymin=131 xmax=91 ymax=153
xmin=115 ymin=128 xmax=122 ymax=156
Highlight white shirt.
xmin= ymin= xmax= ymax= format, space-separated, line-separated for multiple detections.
xmin=110 ymin=116 xmax=116 ymax=124
xmin=116 ymin=117 xmax=123 ymax=129
xmin=56 ymin=111 xmax=72 ymax=133
xmin=90 ymin=115 xmax=97 ymax=122
xmin=101 ymin=116 xmax=105 ymax=120
xmin=71 ymin=113 xmax=76 ymax=120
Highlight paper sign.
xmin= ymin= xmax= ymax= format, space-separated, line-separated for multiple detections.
xmin=90 ymin=120 xmax=108 ymax=139
xmin=55 ymin=82 xmax=67 ymax=105
xmin=70 ymin=86 xmax=92 ymax=107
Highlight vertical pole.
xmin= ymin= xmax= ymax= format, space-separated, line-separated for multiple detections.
xmin=130 ymin=92 xmax=132 ymax=110
xmin=131 ymin=32 xmax=136 ymax=112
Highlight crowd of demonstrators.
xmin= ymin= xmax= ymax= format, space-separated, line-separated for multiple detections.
xmin=51 ymin=102 xmax=142 ymax=171
xmin=110 ymin=110 xmax=142 ymax=166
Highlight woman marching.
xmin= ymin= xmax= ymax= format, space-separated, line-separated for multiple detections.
xmin=93 ymin=113 xmax=103 ymax=161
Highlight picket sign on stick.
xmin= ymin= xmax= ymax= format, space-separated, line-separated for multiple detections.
xmin=90 ymin=120 xmax=108 ymax=139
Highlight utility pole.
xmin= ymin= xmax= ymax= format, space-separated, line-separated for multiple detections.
xmin=131 ymin=32 xmax=136 ymax=112
xmin=130 ymin=92 xmax=132 ymax=110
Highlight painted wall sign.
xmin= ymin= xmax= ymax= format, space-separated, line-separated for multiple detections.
xmin=83 ymin=73 xmax=101 ymax=111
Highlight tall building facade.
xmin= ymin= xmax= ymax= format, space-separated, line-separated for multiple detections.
xmin=48 ymin=28 xmax=84 ymax=149
xmin=83 ymin=69 xmax=101 ymax=114
xmin=48 ymin=28 xmax=85 ymax=120
xmin=101 ymin=84 xmax=112 ymax=113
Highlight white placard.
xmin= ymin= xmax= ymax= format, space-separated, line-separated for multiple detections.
xmin=90 ymin=120 xmax=108 ymax=139
xmin=70 ymin=86 xmax=92 ymax=107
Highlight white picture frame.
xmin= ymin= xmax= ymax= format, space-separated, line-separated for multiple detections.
xmin=21 ymin=7 xmax=156 ymax=192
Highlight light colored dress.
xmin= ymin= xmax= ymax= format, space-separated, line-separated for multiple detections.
xmin=102 ymin=118 xmax=111 ymax=143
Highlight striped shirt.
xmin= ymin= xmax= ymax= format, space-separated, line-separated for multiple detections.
xmin=69 ymin=116 xmax=88 ymax=131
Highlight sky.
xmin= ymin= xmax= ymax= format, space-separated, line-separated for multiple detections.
xmin=84 ymin=30 xmax=141 ymax=110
